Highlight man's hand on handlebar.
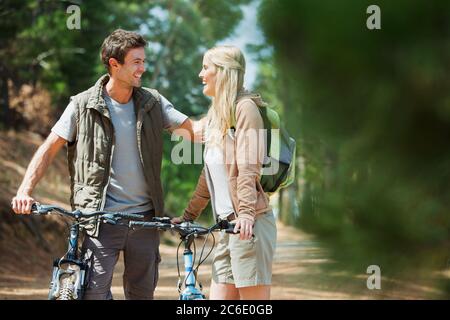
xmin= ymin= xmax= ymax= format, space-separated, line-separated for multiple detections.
xmin=11 ymin=194 xmax=35 ymax=215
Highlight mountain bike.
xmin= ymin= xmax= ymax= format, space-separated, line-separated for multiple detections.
xmin=30 ymin=203 xmax=144 ymax=300
xmin=129 ymin=217 xmax=238 ymax=300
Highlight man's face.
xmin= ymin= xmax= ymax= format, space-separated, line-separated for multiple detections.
xmin=110 ymin=47 xmax=146 ymax=88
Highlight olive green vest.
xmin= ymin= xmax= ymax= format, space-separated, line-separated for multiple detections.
xmin=68 ymin=74 xmax=164 ymax=237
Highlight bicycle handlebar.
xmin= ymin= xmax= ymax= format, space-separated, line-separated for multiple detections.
xmin=129 ymin=218 xmax=238 ymax=237
xmin=30 ymin=203 xmax=145 ymax=223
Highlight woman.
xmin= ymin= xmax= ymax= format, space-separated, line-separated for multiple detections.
xmin=173 ymin=46 xmax=277 ymax=300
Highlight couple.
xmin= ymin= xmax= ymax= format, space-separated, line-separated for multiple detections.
xmin=11 ymin=29 xmax=277 ymax=300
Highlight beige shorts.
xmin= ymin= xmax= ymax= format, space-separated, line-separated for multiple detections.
xmin=211 ymin=210 xmax=277 ymax=288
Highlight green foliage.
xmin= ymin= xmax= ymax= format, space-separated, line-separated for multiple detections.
xmin=0 ymin=0 xmax=251 ymax=220
xmin=139 ymin=0 xmax=251 ymax=218
xmin=259 ymin=0 xmax=450 ymax=280
xmin=1 ymin=0 xmax=152 ymax=108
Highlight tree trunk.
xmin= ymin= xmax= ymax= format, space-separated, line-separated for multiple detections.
xmin=278 ymin=188 xmax=284 ymax=222
xmin=0 ymin=65 xmax=11 ymax=128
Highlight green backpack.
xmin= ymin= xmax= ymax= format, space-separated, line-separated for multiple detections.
xmin=231 ymin=101 xmax=296 ymax=195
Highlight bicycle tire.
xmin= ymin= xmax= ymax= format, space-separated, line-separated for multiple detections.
xmin=58 ymin=275 xmax=76 ymax=300
xmin=51 ymin=264 xmax=83 ymax=300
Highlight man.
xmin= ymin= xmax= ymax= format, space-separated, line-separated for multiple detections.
xmin=11 ymin=29 xmax=200 ymax=299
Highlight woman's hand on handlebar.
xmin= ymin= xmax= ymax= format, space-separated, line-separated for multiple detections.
xmin=171 ymin=216 xmax=184 ymax=224
xmin=234 ymin=217 xmax=254 ymax=241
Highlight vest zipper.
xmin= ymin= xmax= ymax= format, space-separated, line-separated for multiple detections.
xmin=100 ymin=124 xmax=115 ymax=211
xmin=136 ymin=109 xmax=145 ymax=168
xmin=136 ymin=108 xmax=153 ymax=209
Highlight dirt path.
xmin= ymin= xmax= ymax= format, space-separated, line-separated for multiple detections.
xmin=0 ymin=221 xmax=445 ymax=300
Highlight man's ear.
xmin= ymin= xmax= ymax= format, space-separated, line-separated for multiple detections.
xmin=108 ymin=57 xmax=120 ymax=70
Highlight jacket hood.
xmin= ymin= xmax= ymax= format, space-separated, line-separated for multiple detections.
xmin=237 ymin=89 xmax=268 ymax=107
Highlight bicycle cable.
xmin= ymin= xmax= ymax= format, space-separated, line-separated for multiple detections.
xmin=194 ymin=232 xmax=216 ymax=288
xmin=176 ymin=240 xmax=183 ymax=293
xmin=57 ymin=215 xmax=104 ymax=268
xmin=58 ymin=218 xmax=77 ymax=266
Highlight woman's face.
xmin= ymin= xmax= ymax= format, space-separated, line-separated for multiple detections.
xmin=199 ymin=55 xmax=217 ymax=97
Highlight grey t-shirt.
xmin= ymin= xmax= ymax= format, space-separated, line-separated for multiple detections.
xmin=52 ymin=89 xmax=188 ymax=214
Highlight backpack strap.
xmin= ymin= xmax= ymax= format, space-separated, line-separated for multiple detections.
xmin=230 ymin=100 xmax=272 ymax=165
xmin=258 ymin=107 xmax=272 ymax=168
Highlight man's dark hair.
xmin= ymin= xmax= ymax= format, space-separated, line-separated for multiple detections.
xmin=100 ymin=29 xmax=147 ymax=72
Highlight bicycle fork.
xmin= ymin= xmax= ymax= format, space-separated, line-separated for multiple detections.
xmin=48 ymin=223 xmax=88 ymax=300
xmin=49 ymin=261 xmax=87 ymax=300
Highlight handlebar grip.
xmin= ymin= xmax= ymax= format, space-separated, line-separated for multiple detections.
xmin=30 ymin=203 xmax=49 ymax=215
xmin=224 ymin=224 xmax=239 ymax=234
xmin=220 ymin=221 xmax=253 ymax=237
xmin=152 ymin=217 xmax=172 ymax=223
xmin=128 ymin=221 xmax=155 ymax=227
xmin=128 ymin=221 xmax=172 ymax=231
xmin=216 ymin=220 xmax=239 ymax=234
xmin=117 ymin=213 xmax=145 ymax=220
xmin=129 ymin=221 xmax=144 ymax=226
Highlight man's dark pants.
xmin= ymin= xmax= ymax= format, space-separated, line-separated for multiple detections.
xmin=81 ymin=210 xmax=160 ymax=300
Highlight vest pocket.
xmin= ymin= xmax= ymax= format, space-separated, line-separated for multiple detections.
xmin=73 ymin=183 xmax=102 ymax=210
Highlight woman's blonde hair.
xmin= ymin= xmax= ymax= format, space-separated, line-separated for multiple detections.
xmin=204 ymin=45 xmax=246 ymax=147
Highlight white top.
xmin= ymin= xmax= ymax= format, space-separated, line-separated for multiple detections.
xmin=204 ymin=143 xmax=235 ymax=219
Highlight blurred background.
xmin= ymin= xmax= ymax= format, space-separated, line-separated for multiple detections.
xmin=0 ymin=0 xmax=448 ymax=299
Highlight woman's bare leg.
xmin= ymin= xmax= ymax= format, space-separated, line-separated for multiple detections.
xmin=209 ymin=280 xmax=240 ymax=300
xmin=238 ymin=285 xmax=271 ymax=300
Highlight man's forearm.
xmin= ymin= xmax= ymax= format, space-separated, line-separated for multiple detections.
xmin=17 ymin=143 xmax=58 ymax=195
xmin=12 ymin=132 xmax=66 ymax=214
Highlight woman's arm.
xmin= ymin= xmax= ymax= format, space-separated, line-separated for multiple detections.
xmin=183 ymin=167 xmax=211 ymax=221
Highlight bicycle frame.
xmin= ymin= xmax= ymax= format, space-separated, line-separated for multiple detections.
xmin=129 ymin=218 xmax=236 ymax=300
xmin=180 ymin=235 xmax=205 ymax=300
